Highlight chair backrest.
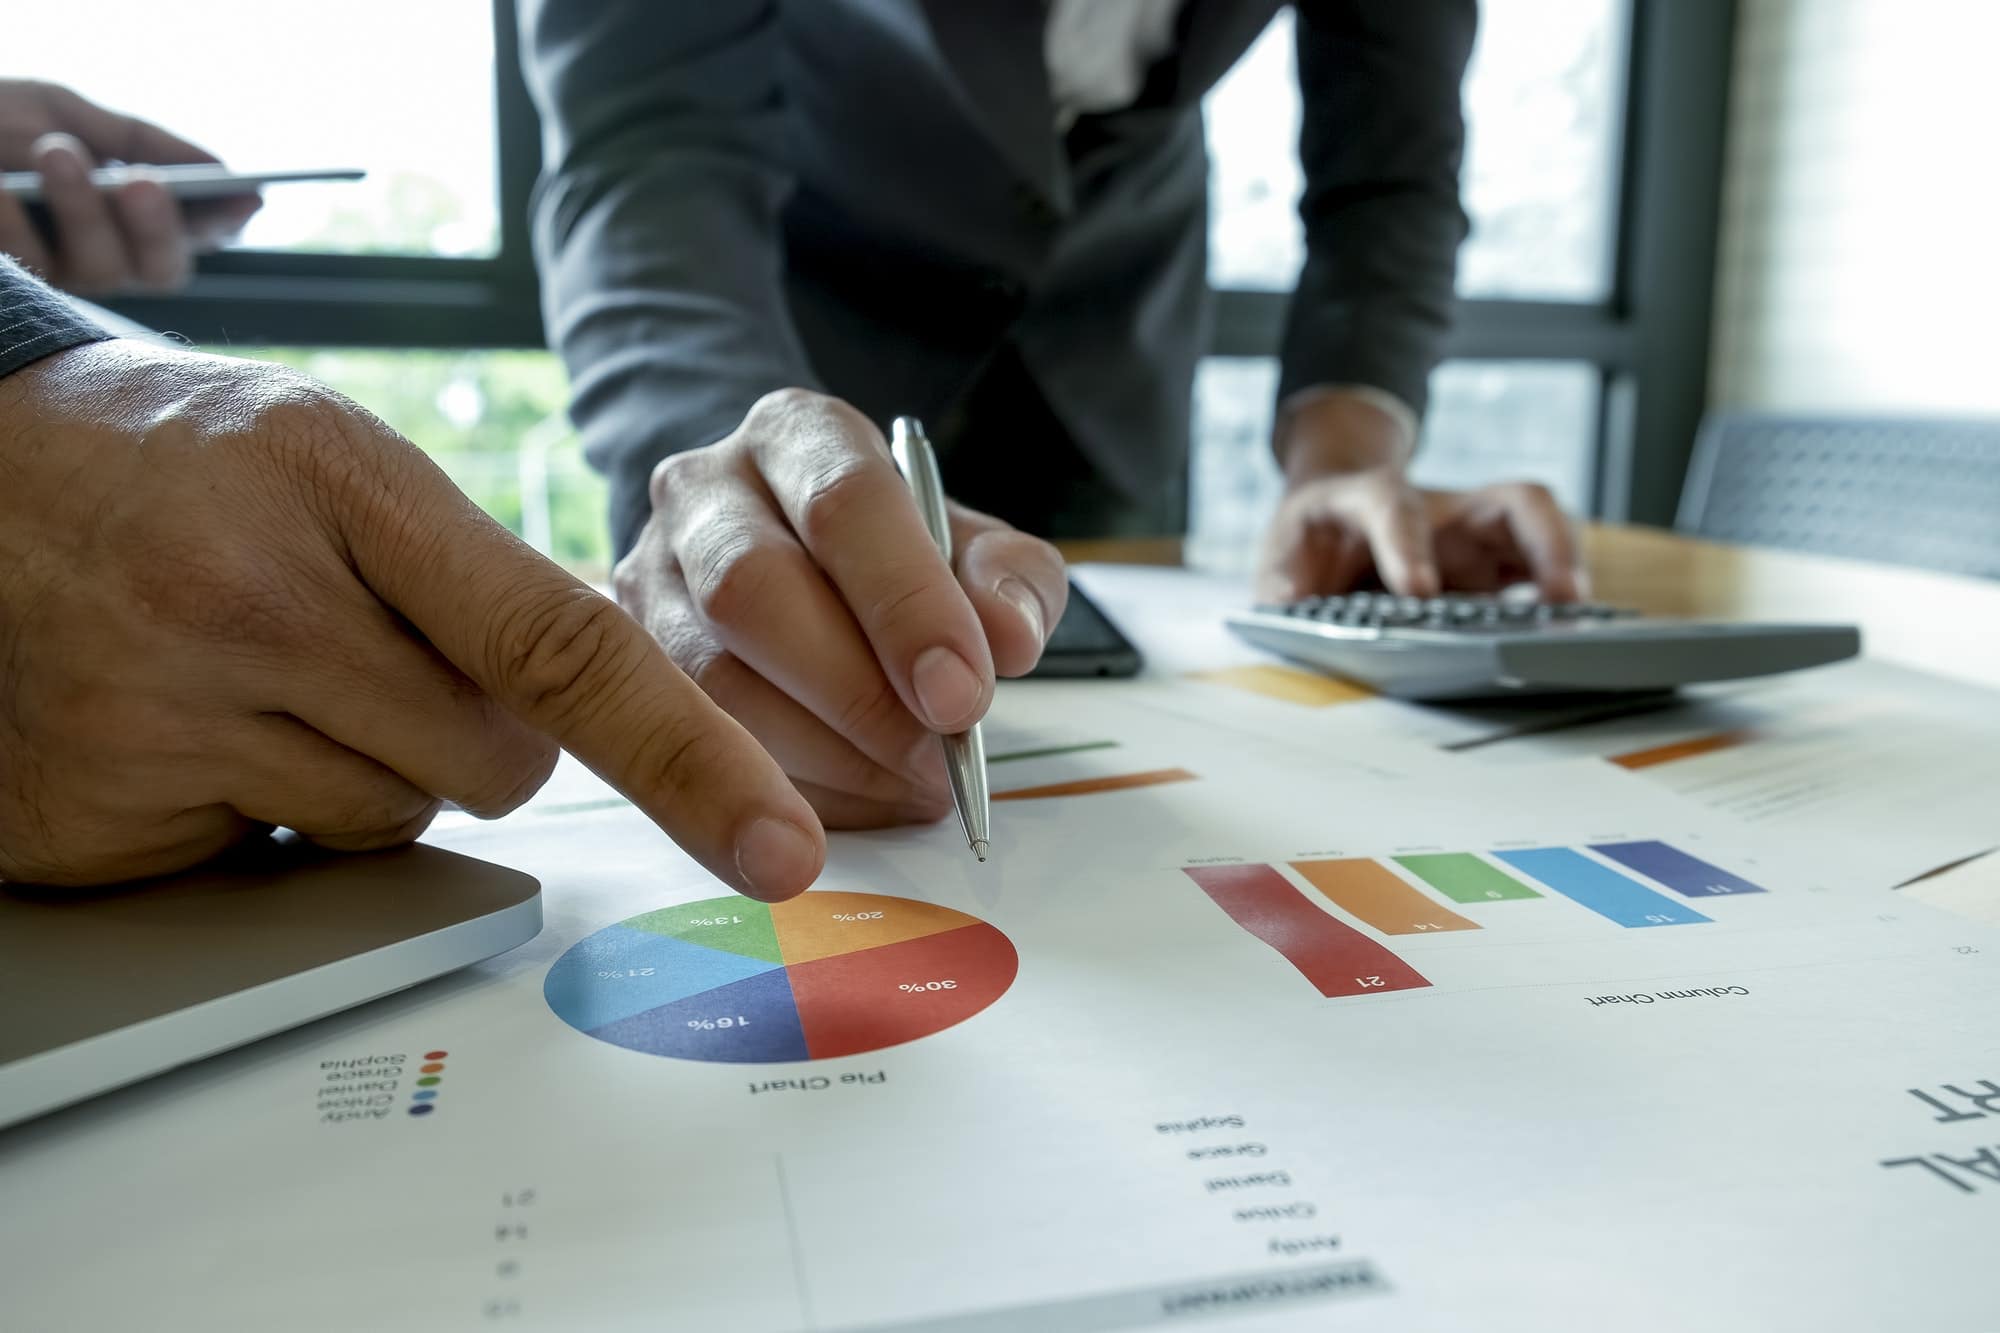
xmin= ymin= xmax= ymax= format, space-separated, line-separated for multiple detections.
xmin=1676 ymin=412 xmax=2000 ymax=579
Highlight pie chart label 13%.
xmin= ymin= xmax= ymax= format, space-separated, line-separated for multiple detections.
xmin=543 ymin=891 xmax=1018 ymax=1063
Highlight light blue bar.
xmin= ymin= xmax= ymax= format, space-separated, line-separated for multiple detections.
xmin=1494 ymin=848 xmax=1713 ymax=928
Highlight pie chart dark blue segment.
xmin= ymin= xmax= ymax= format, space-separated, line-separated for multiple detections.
xmin=543 ymin=925 xmax=780 ymax=1032
xmin=587 ymin=968 xmax=810 ymax=1063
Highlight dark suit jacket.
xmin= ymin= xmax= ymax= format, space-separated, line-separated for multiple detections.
xmin=521 ymin=0 xmax=1475 ymax=553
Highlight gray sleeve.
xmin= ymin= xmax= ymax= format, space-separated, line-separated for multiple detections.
xmin=519 ymin=0 xmax=822 ymax=553
xmin=1280 ymin=0 xmax=1476 ymax=421
xmin=0 ymin=257 xmax=109 ymax=381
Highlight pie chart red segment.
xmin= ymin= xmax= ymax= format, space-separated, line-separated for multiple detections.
xmin=786 ymin=923 xmax=1019 ymax=1060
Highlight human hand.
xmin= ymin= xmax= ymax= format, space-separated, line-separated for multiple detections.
xmin=0 ymin=341 xmax=824 ymax=899
xmin=0 ymin=80 xmax=260 ymax=294
xmin=617 ymin=389 xmax=1068 ymax=829
xmin=1256 ymin=387 xmax=1585 ymax=602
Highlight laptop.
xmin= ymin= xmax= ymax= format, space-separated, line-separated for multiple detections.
xmin=0 ymin=837 xmax=540 ymax=1129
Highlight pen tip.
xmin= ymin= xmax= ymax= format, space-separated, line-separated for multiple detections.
xmin=971 ymin=840 xmax=990 ymax=863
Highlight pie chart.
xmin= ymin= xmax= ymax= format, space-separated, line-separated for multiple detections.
xmin=545 ymin=891 xmax=1018 ymax=1063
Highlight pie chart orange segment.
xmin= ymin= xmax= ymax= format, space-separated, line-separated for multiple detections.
xmin=787 ymin=923 xmax=1020 ymax=1060
xmin=769 ymin=890 xmax=985 ymax=965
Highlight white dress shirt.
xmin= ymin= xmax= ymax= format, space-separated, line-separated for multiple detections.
xmin=1045 ymin=0 xmax=1185 ymax=128
xmin=1042 ymin=0 xmax=1422 ymax=445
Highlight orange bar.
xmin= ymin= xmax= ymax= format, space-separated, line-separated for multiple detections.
xmin=1289 ymin=859 xmax=1480 ymax=935
xmin=1188 ymin=664 xmax=1374 ymax=707
xmin=993 ymin=767 xmax=1197 ymax=802
xmin=1610 ymin=729 xmax=1752 ymax=770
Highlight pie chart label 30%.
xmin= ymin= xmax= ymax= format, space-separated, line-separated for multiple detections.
xmin=544 ymin=892 xmax=1019 ymax=1062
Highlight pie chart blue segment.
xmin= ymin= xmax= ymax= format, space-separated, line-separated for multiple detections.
xmin=587 ymin=968 xmax=810 ymax=1063
xmin=543 ymin=925 xmax=780 ymax=1031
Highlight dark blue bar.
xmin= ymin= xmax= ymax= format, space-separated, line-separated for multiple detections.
xmin=1494 ymin=848 xmax=1713 ymax=928
xmin=1589 ymin=840 xmax=1769 ymax=897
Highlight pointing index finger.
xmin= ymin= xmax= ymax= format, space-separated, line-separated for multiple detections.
xmin=346 ymin=437 xmax=826 ymax=901
xmin=1494 ymin=485 xmax=1584 ymax=602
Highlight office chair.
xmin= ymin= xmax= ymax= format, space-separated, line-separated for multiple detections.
xmin=1676 ymin=412 xmax=2000 ymax=580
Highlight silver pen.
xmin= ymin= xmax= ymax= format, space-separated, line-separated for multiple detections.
xmin=890 ymin=416 xmax=991 ymax=863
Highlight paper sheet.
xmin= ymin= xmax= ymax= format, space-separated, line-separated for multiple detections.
xmin=1463 ymin=658 xmax=2000 ymax=886
xmin=7 ymin=682 xmax=2000 ymax=1332
xmin=1904 ymin=851 xmax=2000 ymax=927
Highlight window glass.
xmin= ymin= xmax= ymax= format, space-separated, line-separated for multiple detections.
xmin=1204 ymin=0 xmax=1624 ymax=300
xmin=1188 ymin=359 xmax=1597 ymax=574
xmin=7 ymin=0 xmax=500 ymax=257
xmin=232 ymin=349 xmax=607 ymax=578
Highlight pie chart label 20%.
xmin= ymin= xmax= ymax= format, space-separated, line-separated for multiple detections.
xmin=543 ymin=891 xmax=1019 ymax=1063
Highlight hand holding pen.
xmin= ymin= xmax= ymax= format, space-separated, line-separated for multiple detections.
xmin=892 ymin=417 xmax=992 ymax=861
xmin=610 ymin=390 xmax=1066 ymax=850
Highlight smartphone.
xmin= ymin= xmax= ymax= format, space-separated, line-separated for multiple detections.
xmin=1027 ymin=580 xmax=1143 ymax=678
xmin=0 ymin=165 xmax=365 ymax=203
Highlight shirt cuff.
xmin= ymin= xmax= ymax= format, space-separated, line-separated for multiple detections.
xmin=1321 ymin=382 xmax=1420 ymax=454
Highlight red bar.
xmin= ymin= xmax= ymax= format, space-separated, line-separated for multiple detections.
xmin=1183 ymin=865 xmax=1432 ymax=998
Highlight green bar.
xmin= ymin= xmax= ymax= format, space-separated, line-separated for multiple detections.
xmin=987 ymin=740 xmax=1120 ymax=765
xmin=1394 ymin=853 xmax=1542 ymax=903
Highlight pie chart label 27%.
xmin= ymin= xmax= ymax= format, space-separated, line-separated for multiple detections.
xmin=543 ymin=891 xmax=1019 ymax=1063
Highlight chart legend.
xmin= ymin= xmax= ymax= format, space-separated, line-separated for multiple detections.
xmin=409 ymin=1050 xmax=446 ymax=1117
xmin=546 ymin=893 xmax=1018 ymax=1062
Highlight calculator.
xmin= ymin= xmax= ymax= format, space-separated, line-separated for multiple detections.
xmin=1226 ymin=593 xmax=1860 ymax=701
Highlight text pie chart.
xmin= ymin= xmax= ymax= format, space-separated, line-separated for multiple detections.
xmin=545 ymin=892 xmax=1019 ymax=1062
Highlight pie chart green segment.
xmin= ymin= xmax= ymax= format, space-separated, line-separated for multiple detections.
xmin=546 ymin=892 xmax=1019 ymax=1063
xmin=623 ymin=901 xmax=784 ymax=964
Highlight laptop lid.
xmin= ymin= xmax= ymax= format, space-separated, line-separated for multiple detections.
xmin=0 ymin=837 xmax=540 ymax=1129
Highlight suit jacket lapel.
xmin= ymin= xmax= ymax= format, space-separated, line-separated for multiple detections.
xmin=907 ymin=0 xmax=1284 ymax=205
xmin=915 ymin=0 xmax=1068 ymax=208
xmin=1160 ymin=0 xmax=1289 ymax=102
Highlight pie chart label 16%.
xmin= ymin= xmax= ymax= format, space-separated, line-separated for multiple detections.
xmin=544 ymin=891 xmax=1018 ymax=1063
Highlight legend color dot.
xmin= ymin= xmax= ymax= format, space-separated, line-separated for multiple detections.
xmin=409 ymin=1049 xmax=446 ymax=1117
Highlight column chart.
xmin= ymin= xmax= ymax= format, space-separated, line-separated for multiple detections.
xmin=1186 ymin=840 xmax=1773 ymax=1000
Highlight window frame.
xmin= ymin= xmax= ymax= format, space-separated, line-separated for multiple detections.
xmin=99 ymin=0 xmax=1735 ymax=526
xmin=1212 ymin=0 xmax=1736 ymax=526
xmin=100 ymin=0 xmax=542 ymax=347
